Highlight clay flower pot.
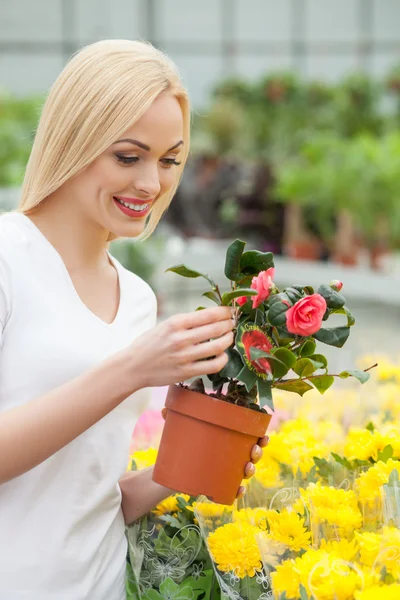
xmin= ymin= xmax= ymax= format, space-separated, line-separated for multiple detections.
xmin=152 ymin=384 xmax=271 ymax=505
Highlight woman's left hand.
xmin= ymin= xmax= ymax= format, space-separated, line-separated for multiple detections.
xmin=236 ymin=434 xmax=269 ymax=499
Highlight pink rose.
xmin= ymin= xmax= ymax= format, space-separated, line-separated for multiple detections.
xmin=286 ymin=294 xmax=327 ymax=336
xmin=330 ymin=279 xmax=343 ymax=292
xmin=250 ymin=268 xmax=275 ymax=309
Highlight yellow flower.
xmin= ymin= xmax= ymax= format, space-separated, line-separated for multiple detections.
xmin=344 ymin=428 xmax=381 ymax=461
xmin=319 ymin=538 xmax=358 ymax=562
xmin=253 ymin=455 xmax=281 ymax=488
xmin=355 ymin=584 xmax=400 ymax=600
xmin=271 ymin=558 xmax=300 ymax=599
xmin=298 ymin=549 xmax=363 ymax=600
xmin=356 ymin=459 xmax=400 ymax=506
xmin=264 ymin=509 xmax=311 ymax=552
xmin=192 ymin=501 xmax=233 ymax=518
xmin=296 ymin=482 xmax=362 ymax=535
xmin=233 ymin=507 xmax=269 ymax=529
xmin=129 ymin=448 xmax=158 ymax=470
xmin=153 ymin=493 xmax=190 ymax=516
xmin=265 ymin=420 xmax=329 ymax=476
xmin=207 ymin=521 xmax=262 ymax=578
xmin=356 ymin=527 xmax=400 ymax=579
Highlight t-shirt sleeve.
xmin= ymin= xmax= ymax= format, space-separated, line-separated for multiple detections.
xmin=0 ymin=257 xmax=11 ymax=347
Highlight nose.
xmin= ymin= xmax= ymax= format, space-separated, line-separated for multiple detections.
xmin=133 ymin=163 xmax=161 ymax=199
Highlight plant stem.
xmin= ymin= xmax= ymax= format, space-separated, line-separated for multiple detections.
xmin=276 ymin=363 xmax=377 ymax=385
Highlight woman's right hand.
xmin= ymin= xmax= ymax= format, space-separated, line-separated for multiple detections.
xmin=127 ymin=306 xmax=234 ymax=389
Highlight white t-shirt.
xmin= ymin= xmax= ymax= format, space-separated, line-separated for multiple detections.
xmin=0 ymin=213 xmax=157 ymax=600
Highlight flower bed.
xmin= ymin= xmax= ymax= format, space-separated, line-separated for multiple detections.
xmin=126 ymin=357 xmax=400 ymax=599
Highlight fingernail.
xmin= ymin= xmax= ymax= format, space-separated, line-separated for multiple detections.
xmin=254 ymin=445 xmax=262 ymax=455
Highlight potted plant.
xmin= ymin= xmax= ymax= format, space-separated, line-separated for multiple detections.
xmin=152 ymin=239 xmax=374 ymax=505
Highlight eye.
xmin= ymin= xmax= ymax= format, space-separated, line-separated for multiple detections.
xmin=115 ymin=154 xmax=139 ymax=165
xmin=160 ymin=158 xmax=182 ymax=168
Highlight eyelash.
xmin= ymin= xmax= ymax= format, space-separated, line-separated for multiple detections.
xmin=115 ymin=155 xmax=182 ymax=167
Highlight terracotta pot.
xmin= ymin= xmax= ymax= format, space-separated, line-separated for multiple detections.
xmin=152 ymin=385 xmax=271 ymax=505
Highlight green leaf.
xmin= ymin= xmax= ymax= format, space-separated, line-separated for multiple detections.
xmin=339 ymin=369 xmax=370 ymax=384
xmin=237 ymin=365 xmax=258 ymax=392
xmin=299 ymin=340 xmax=317 ymax=357
xmin=267 ymin=300 xmax=290 ymax=326
xmin=284 ymin=286 xmax=303 ymax=304
xmin=331 ymin=305 xmax=356 ymax=327
xmin=273 ymin=348 xmax=297 ymax=368
xmin=224 ymin=239 xmax=246 ymax=281
xmin=299 ymin=583 xmax=309 ymax=600
xmin=195 ymin=306 xmax=206 ymax=311
xmin=166 ymin=264 xmax=215 ymax=287
xmin=202 ymin=291 xmax=220 ymax=305
xmin=270 ymin=347 xmax=297 ymax=378
xmin=239 ymin=249 xmax=274 ymax=275
xmin=274 ymin=379 xmax=313 ymax=396
xmin=313 ymin=326 xmax=350 ymax=348
xmin=143 ymin=590 xmax=162 ymax=600
xmin=310 ymin=375 xmax=335 ymax=394
xmin=257 ymin=378 xmax=274 ymax=410
xmin=293 ymin=358 xmax=324 ymax=378
xmin=318 ymin=284 xmax=346 ymax=309
xmin=377 ymin=445 xmax=394 ymax=462
xmin=366 ymin=421 xmax=375 ymax=432
xmin=219 ymin=348 xmax=245 ymax=379
xmin=331 ymin=453 xmax=353 ymax=470
xmin=309 ymin=354 xmax=328 ymax=369
xmin=221 ymin=288 xmax=258 ymax=306
xmin=313 ymin=457 xmax=334 ymax=478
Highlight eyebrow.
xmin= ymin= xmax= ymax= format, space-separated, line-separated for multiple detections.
xmin=114 ymin=139 xmax=184 ymax=152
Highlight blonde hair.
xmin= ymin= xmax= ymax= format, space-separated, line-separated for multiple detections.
xmin=18 ymin=39 xmax=190 ymax=240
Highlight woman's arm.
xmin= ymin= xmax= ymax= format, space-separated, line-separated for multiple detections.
xmin=0 ymin=306 xmax=233 ymax=485
xmin=119 ymin=467 xmax=174 ymax=525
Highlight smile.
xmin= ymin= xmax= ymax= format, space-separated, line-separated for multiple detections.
xmin=113 ymin=196 xmax=151 ymax=218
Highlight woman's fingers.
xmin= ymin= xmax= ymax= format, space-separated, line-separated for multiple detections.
xmin=243 ymin=461 xmax=256 ymax=479
xmin=258 ymin=435 xmax=270 ymax=449
xmin=250 ymin=444 xmax=263 ymax=464
xmin=184 ymin=330 xmax=234 ymax=362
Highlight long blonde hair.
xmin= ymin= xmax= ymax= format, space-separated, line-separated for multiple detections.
xmin=18 ymin=39 xmax=190 ymax=240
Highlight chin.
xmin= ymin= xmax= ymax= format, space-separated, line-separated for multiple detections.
xmin=107 ymin=218 xmax=147 ymax=239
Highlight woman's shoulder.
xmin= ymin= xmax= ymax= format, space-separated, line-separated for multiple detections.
xmin=0 ymin=212 xmax=33 ymax=257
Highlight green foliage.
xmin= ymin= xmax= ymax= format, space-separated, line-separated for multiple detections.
xmin=0 ymin=93 xmax=42 ymax=186
xmin=167 ymin=237 xmax=371 ymax=411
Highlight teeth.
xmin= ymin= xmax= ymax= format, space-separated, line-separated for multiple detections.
xmin=116 ymin=198 xmax=149 ymax=211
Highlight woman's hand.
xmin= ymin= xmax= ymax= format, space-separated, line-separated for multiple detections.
xmin=127 ymin=306 xmax=234 ymax=390
xmin=236 ymin=434 xmax=270 ymax=499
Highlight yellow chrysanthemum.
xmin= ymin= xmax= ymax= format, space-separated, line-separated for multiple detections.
xmin=355 ymin=584 xmax=400 ymax=600
xmin=356 ymin=459 xmax=400 ymax=505
xmin=153 ymin=493 xmax=190 ymax=516
xmin=265 ymin=419 xmax=329 ymax=476
xmin=264 ymin=509 xmax=311 ymax=551
xmin=298 ymin=549 xmax=364 ymax=600
xmin=319 ymin=538 xmax=358 ymax=562
xmin=356 ymin=527 xmax=400 ymax=579
xmin=128 ymin=448 xmax=158 ymax=471
xmin=271 ymin=558 xmax=300 ymax=599
xmin=295 ymin=482 xmax=362 ymax=534
xmin=233 ymin=507 xmax=269 ymax=529
xmin=344 ymin=428 xmax=381 ymax=461
xmin=207 ymin=521 xmax=262 ymax=578
xmin=192 ymin=502 xmax=233 ymax=518
xmin=253 ymin=455 xmax=281 ymax=488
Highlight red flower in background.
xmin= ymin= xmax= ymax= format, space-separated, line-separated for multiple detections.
xmin=242 ymin=330 xmax=273 ymax=374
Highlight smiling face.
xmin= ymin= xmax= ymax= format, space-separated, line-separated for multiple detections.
xmin=65 ymin=91 xmax=184 ymax=238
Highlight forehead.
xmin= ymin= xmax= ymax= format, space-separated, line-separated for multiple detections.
xmin=123 ymin=93 xmax=184 ymax=144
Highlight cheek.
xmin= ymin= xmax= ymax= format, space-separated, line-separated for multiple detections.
xmin=159 ymin=168 xmax=179 ymax=193
xmin=84 ymin=160 xmax=133 ymax=195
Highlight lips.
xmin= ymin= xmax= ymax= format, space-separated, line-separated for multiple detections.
xmin=113 ymin=196 xmax=152 ymax=219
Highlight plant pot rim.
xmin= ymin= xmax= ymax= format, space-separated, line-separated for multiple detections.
xmin=166 ymin=384 xmax=271 ymax=437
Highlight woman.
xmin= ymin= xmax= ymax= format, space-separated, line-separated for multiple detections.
xmin=0 ymin=40 xmax=268 ymax=600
